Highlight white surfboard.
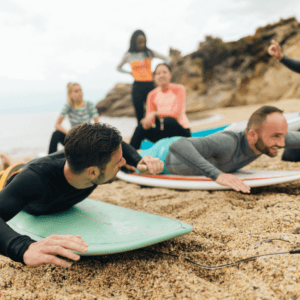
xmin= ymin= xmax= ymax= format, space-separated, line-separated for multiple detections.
xmin=117 ymin=170 xmax=300 ymax=190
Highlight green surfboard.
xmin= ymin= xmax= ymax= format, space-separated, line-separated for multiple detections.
xmin=7 ymin=199 xmax=193 ymax=255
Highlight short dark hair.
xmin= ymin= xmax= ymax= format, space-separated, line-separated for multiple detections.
xmin=64 ymin=123 xmax=122 ymax=174
xmin=128 ymin=29 xmax=153 ymax=58
xmin=153 ymin=63 xmax=172 ymax=76
xmin=245 ymin=106 xmax=284 ymax=133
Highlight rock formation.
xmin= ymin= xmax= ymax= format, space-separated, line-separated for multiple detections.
xmin=96 ymin=17 xmax=300 ymax=118
xmin=96 ymin=83 xmax=134 ymax=118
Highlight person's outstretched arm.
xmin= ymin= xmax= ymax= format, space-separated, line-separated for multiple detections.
xmin=121 ymin=141 xmax=164 ymax=174
xmin=268 ymin=40 xmax=300 ymax=73
xmin=168 ymin=137 xmax=250 ymax=193
xmin=0 ymin=171 xmax=88 ymax=267
xmin=268 ymin=40 xmax=283 ymax=61
xmin=280 ymin=56 xmax=300 ymax=74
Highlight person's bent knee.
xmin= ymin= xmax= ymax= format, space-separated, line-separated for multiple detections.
xmin=282 ymin=149 xmax=300 ymax=162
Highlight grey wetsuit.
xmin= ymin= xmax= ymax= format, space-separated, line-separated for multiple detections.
xmin=166 ymin=131 xmax=300 ymax=180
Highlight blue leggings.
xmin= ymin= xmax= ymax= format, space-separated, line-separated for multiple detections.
xmin=139 ymin=136 xmax=184 ymax=174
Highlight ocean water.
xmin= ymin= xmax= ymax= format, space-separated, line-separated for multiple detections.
xmin=0 ymin=112 xmax=138 ymax=157
xmin=0 ymin=112 xmax=224 ymax=158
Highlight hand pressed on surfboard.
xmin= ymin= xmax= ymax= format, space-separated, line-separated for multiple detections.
xmin=216 ymin=173 xmax=251 ymax=193
xmin=23 ymin=234 xmax=89 ymax=267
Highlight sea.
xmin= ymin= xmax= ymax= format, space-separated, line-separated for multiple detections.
xmin=0 ymin=112 xmax=223 ymax=158
xmin=0 ymin=112 xmax=138 ymax=157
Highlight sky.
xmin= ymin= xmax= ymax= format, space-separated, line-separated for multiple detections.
xmin=1 ymin=0 xmax=300 ymax=114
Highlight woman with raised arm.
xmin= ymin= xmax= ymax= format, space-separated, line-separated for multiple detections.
xmin=130 ymin=63 xmax=191 ymax=149
xmin=117 ymin=29 xmax=169 ymax=123
xmin=48 ymin=83 xmax=99 ymax=154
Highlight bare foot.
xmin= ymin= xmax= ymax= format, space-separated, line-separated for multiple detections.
xmin=0 ymin=153 xmax=12 ymax=170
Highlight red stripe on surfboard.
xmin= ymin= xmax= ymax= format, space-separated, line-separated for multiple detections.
xmin=129 ymin=173 xmax=299 ymax=181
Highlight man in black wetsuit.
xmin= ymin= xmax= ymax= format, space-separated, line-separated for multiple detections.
xmin=0 ymin=123 xmax=163 ymax=268
xmin=268 ymin=40 xmax=300 ymax=161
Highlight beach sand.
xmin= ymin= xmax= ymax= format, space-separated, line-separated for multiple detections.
xmin=2 ymin=99 xmax=300 ymax=299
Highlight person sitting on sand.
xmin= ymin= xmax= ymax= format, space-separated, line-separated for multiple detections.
xmin=117 ymin=29 xmax=169 ymax=123
xmin=138 ymin=106 xmax=300 ymax=193
xmin=48 ymin=82 xmax=99 ymax=154
xmin=0 ymin=123 xmax=164 ymax=268
xmin=268 ymin=40 xmax=300 ymax=162
xmin=130 ymin=63 xmax=191 ymax=149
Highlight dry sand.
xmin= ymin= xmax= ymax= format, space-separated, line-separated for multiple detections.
xmin=2 ymin=99 xmax=300 ymax=299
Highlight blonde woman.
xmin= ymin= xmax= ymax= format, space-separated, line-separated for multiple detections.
xmin=48 ymin=83 xmax=99 ymax=154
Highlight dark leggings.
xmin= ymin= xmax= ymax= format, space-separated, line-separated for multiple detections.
xmin=48 ymin=130 xmax=66 ymax=154
xmin=130 ymin=117 xmax=191 ymax=149
xmin=282 ymin=128 xmax=300 ymax=162
xmin=132 ymin=81 xmax=155 ymax=123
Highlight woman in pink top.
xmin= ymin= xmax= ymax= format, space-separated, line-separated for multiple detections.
xmin=130 ymin=64 xmax=191 ymax=149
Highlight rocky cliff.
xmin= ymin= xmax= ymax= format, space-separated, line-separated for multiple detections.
xmin=96 ymin=17 xmax=300 ymax=118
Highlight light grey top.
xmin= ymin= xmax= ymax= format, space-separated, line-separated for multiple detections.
xmin=116 ymin=51 xmax=169 ymax=74
xmin=166 ymin=131 xmax=300 ymax=180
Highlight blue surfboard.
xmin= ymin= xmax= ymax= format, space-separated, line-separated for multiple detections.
xmin=140 ymin=124 xmax=229 ymax=150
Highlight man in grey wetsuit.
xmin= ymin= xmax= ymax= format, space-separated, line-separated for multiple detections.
xmin=165 ymin=106 xmax=300 ymax=193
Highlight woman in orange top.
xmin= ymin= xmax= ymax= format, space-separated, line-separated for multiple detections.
xmin=117 ymin=29 xmax=169 ymax=123
xmin=130 ymin=64 xmax=191 ymax=149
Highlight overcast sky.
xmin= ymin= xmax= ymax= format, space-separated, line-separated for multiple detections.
xmin=1 ymin=0 xmax=300 ymax=114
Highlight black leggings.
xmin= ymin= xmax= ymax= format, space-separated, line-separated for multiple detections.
xmin=132 ymin=81 xmax=155 ymax=123
xmin=48 ymin=130 xmax=66 ymax=154
xmin=130 ymin=117 xmax=191 ymax=149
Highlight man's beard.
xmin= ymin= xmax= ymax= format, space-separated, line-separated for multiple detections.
xmin=91 ymin=172 xmax=118 ymax=185
xmin=255 ymin=137 xmax=278 ymax=157
xmin=105 ymin=175 xmax=117 ymax=184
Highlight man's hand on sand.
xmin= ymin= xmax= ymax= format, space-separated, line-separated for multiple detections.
xmin=136 ymin=155 xmax=164 ymax=174
xmin=216 ymin=173 xmax=250 ymax=193
xmin=23 ymin=234 xmax=89 ymax=267
xmin=268 ymin=40 xmax=283 ymax=61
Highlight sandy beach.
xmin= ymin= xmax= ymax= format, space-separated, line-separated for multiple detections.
xmin=2 ymin=99 xmax=300 ymax=299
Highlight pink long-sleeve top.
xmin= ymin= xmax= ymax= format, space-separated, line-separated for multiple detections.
xmin=146 ymin=83 xmax=190 ymax=129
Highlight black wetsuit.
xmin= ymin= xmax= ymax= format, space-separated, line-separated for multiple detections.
xmin=0 ymin=142 xmax=141 ymax=264
xmin=280 ymin=56 xmax=300 ymax=161
xmin=281 ymin=56 xmax=300 ymax=74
